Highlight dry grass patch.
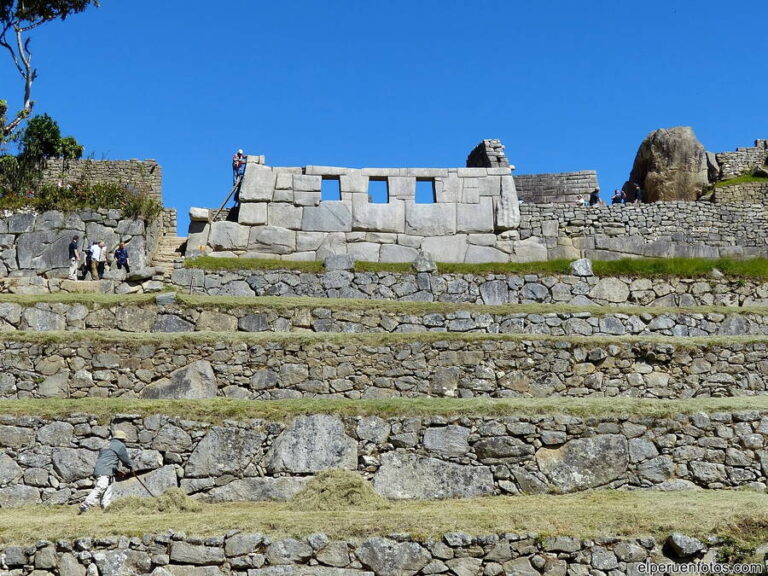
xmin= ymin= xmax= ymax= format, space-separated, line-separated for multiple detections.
xmin=1 ymin=397 xmax=767 ymax=424
xmin=287 ymin=470 xmax=390 ymax=511
xmin=1 ymin=491 xmax=767 ymax=546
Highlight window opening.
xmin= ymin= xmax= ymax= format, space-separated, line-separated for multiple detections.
xmin=368 ymin=178 xmax=389 ymax=203
xmin=415 ymin=179 xmax=436 ymax=204
xmin=321 ymin=177 xmax=341 ymax=201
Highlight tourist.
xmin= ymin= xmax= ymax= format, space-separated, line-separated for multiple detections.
xmin=67 ymin=235 xmax=80 ymax=280
xmin=611 ymin=189 xmax=624 ymax=204
xmin=114 ymin=241 xmax=130 ymax=274
xmin=89 ymin=241 xmax=101 ymax=280
xmin=79 ymin=430 xmax=133 ymax=513
xmin=97 ymin=241 xmax=107 ymax=279
xmin=575 ymin=195 xmax=585 ymax=207
xmin=232 ymin=149 xmax=247 ymax=184
xmin=588 ymin=188 xmax=600 ymax=206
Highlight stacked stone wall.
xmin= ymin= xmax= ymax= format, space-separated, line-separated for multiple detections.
xmin=39 ymin=159 xmax=163 ymax=202
xmin=170 ymin=268 xmax=768 ymax=307
xmin=0 ymin=531 xmax=712 ymax=576
xmin=711 ymin=182 xmax=768 ymax=204
xmin=2 ymin=336 xmax=768 ymax=399
xmin=514 ymin=171 xmax=599 ymax=204
xmin=0 ymin=410 xmax=765 ymax=506
xmin=160 ymin=208 xmax=178 ymax=237
xmin=715 ymin=140 xmax=768 ymax=180
xmin=6 ymin=299 xmax=768 ymax=338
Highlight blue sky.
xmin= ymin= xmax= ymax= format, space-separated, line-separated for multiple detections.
xmin=2 ymin=0 xmax=766 ymax=232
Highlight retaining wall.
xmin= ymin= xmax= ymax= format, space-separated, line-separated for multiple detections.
xmin=0 ymin=531 xmax=710 ymax=576
xmin=715 ymin=140 xmax=768 ymax=180
xmin=39 ymin=159 xmax=163 ymax=202
xmin=1 ymin=336 xmax=768 ymax=399
xmin=514 ymin=170 xmax=599 ymax=204
xmin=0 ymin=411 xmax=765 ymax=506
xmin=6 ymin=299 xmax=768 ymax=338
xmin=710 ymin=182 xmax=768 ymax=204
xmin=170 ymin=268 xmax=768 ymax=307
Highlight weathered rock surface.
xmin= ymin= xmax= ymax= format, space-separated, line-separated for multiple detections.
xmin=267 ymin=415 xmax=357 ymax=473
xmin=536 ymin=435 xmax=628 ymax=492
xmin=141 ymin=361 xmax=217 ymax=399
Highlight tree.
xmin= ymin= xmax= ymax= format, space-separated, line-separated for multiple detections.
xmin=0 ymin=0 xmax=99 ymax=139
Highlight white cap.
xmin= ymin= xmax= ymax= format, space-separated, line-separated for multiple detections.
xmin=237 ymin=149 xmax=244 ymax=155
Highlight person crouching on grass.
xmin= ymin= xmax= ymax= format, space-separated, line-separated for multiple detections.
xmin=79 ymin=429 xmax=133 ymax=513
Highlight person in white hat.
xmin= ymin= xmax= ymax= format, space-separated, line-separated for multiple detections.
xmin=232 ymin=148 xmax=247 ymax=184
xmin=79 ymin=429 xmax=134 ymax=513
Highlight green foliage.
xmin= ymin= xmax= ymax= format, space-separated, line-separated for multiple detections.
xmin=19 ymin=114 xmax=83 ymax=162
xmin=185 ymin=256 xmax=325 ymax=273
xmin=715 ymin=174 xmax=768 ymax=187
xmin=0 ymin=0 xmax=99 ymax=24
xmin=592 ymin=257 xmax=768 ymax=278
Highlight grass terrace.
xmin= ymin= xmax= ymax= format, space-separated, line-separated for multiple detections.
xmin=2 ymin=396 xmax=767 ymax=424
xmin=185 ymin=255 xmax=768 ymax=279
xmin=0 ymin=491 xmax=766 ymax=548
xmin=714 ymin=174 xmax=768 ymax=187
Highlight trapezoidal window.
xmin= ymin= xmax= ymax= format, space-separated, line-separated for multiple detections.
xmin=320 ymin=176 xmax=341 ymax=201
xmin=368 ymin=178 xmax=389 ymax=203
xmin=415 ymin=179 xmax=436 ymax=204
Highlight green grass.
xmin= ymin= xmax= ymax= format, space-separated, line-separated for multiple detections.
xmin=3 ymin=329 xmax=768 ymax=348
xmin=184 ymin=255 xmax=768 ymax=279
xmin=1 ymin=397 xmax=767 ymax=424
xmin=715 ymin=174 xmax=768 ymax=188
xmin=185 ymin=256 xmax=324 ymax=273
xmin=1 ymin=491 xmax=767 ymax=546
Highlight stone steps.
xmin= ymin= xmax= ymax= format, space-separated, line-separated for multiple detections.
xmin=0 ymin=405 xmax=764 ymax=507
xmin=152 ymin=236 xmax=187 ymax=276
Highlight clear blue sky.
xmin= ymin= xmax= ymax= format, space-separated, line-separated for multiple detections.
xmin=2 ymin=0 xmax=767 ymax=233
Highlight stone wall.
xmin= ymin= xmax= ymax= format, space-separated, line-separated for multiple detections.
xmin=517 ymin=202 xmax=768 ymax=261
xmin=170 ymin=268 xmax=768 ymax=307
xmin=514 ymin=171 xmax=599 ymax=204
xmin=466 ymin=139 xmax=510 ymax=168
xmin=0 ymin=531 xmax=723 ymax=576
xmin=2 ymin=336 xmax=768 ymax=399
xmin=160 ymin=209 xmax=178 ymax=237
xmin=0 ymin=410 xmax=765 ymax=506
xmin=39 ymin=159 xmax=163 ymax=202
xmin=711 ymin=181 xmax=768 ymax=204
xmin=6 ymin=298 xmax=768 ymax=338
xmin=0 ymin=209 xmax=156 ymax=279
xmin=715 ymin=140 xmax=768 ymax=180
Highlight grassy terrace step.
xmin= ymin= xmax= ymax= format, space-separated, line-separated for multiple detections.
xmin=2 ymin=397 xmax=768 ymax=422
xmin=1 ymin=491 xmax=766 ymax=544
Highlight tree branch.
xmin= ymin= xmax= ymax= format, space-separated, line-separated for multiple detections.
xmin=1 ymin=24 xmax=35 ymax=137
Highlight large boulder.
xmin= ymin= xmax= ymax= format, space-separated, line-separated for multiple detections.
xmin=373 ymin=451 xmax=494 ymax=499
xmin=266 ymin=415 xmax=357 ymax=474
xmin=185 ymin=426 xmax=265 ymax=478
xmin=141 ymin=360 xmax=217 ymax=399
xmin=629 ymin=127 xmax=710 ymax=202
xmin=107 ymin=466 xmax=178 ymax=502
xmin=356 ymin=538 xmax=431 ymax=576
xmin=535 ymin=434 xmax=628 ymax=492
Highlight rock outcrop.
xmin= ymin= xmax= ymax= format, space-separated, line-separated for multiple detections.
xmin=629 ymin=127 xmax=710 ymax=202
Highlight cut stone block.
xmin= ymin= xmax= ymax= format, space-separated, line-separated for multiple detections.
xmin=435 ymin=175 xmax=460 ymax=203
xmin=268 ymin=203 xmax=303 ymax=229
xmin=465 ymin=245 xmax=507 ymax=263
xmin=294 ymin=191 xmax=321 ymax=206
xmin=208 ymin=222 xmax=249 ymax=251
xmin=347 ymin=242 xmax=380 ymax=263
xmin=304 ymin=166 xmax=348 ymax=176
xmin=388 ymin=177 xmax=415 ymax=199
xmin=352 ymin=199 xmax=405 ymax=233
xmin=293 ymin=174 xmax=322 ymax=192
xmin=238 ymin=164 xmax=275 ymax=202
xmin=302 ymin=202 xmax=352 ymax=232
xmin=248 ymin=227 xmax=296 ymax=254
xmin=237 ymin=203 xmax=267 ymax=225
xmin=340 ymin=170 xmax=369 ymax=194
xmin=421 ymin=235 xmax=467 ymax=263
xmin=456 ymin=197 xmax=494 ymax=233
xmin=495 ymin=175 xmax=520 ymax=230
xmin=405 ymin=203 xmax=456 ymax=236
xmin=380 ymin=244 xmax=419 ymax=263
xmin=189 ymin=207 xmax=209 ymax=221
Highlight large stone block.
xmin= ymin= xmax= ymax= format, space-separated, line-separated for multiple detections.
xmin=404 ymin=203 xmax=456 ymax=236
xmin=186 ymin=426 xmax=266 ymax=477
xmin=380 ymin=244 xmax=419 ymax=263
xmin=238 ymin=203 xmax=267 ymax=225
xmin=347 ymin=242 xmax=380 ymax=262
xmin=205 ymin=477 xmax=310 ymax=502
xmin=239 ymin=164 xmax=276 ymax=202
xmin=293 ymin=174 xmax=322 ymax=192
xmin=512 ymin=237 xmax=547 ymax=262
xmin=141 ymin=360 xmax=218 ymax=399
xmin=352 ymin=199 xmax=405 ymax=233
xmin=17 ymin=229 xmax=81 ymax=272
xmin=536 ymin=435 xmax=628 ymax=492
xmin=248 ymin=227 xmax=296 ymax=254
xmin=388 ymin=177 xmax=415 ymax=199
xmin=340 ymin=170 xmax=369 ymax=194
xmin=266 ymin=415 xmax=357 ymax=473
xmin=302 ymin=202 xmax=353 ymax=232
xmin=465 ymin=245 xmax=507 ymax=263
xmin=456 ymin=197 xmax=494 ymax=233
xmin=0 ymin=485 xmax=40 ymax=508
xmin=357 ymin=538 xmax=430 ymax=576
xmin=52 ymin=447 xmax=97 ymax=483
xmin=108 ymin=465 xmax=178 ymax=502
xmin=421 ymin=235 xmax=467 ymax=263
xmin=373 ymin=451 xmax=494 ymax=499
xmin=208 ymin=221 xmax=249 ymax=251
xmin=268 ymin=203 xmax=304 ymax=229
xmin=435 ymin=175 xmax=460 ymax=203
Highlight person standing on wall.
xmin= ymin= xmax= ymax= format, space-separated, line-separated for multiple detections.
xmin=78 ymin=429 xmax=133 ymax=513
xmin=114 ymin=241 xmax=130 ymax=274
xmin=67 ymin=235 xmax=80 ymax=280
xmin=232 ymin=149 xmax=247 ymax=184
xmin=89 ymin=241 xmax=101 ymax=280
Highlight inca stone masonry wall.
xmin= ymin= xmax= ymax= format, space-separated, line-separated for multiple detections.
xmin=715 ymin=139 xmax=768 ymax=180
xmin=710 ymin=181 xmax=768 ymax=204
xmin=0 ymin=410 xmax=766 ymax=506
xmin=0 ymin=531 xmax=717 ymax=576
xmin=514 ymin=170 xmax=599 ymax=204
xmin=2 ymin=336 xmax=768 ymax=400
xmin=170 ymin=268 xmax=768 ymax=307
xmin=7 ymin=299 xmax=768 ymax=338
xmin=39 ymin=159 xmax=163 ymax=202
xmin=0 ymin=209 xmax=157 ymax=279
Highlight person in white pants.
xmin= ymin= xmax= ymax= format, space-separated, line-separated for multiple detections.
xmin=79 ymin=430 xmax=133 ymax=513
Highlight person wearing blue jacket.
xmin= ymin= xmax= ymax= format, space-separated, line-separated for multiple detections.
xmin=79 ymin=430 xmax=133 ymax=513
